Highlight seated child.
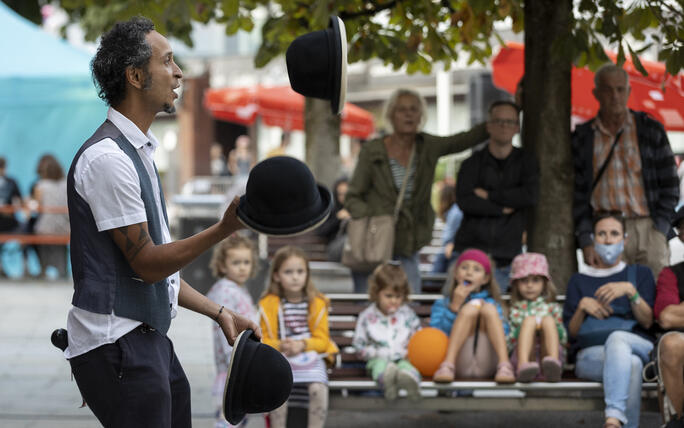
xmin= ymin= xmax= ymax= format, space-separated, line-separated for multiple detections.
xmin=206 ymin=234 xmax=259 ymax=428
xmin=431 ymin=249 xmax=514 ymax=383
xmin=259 ymin=246 xmax=338 ymax=428
xmin=352 ymin=262 xmax=422 ymax=400
xmin=507 ymin=252 xmax=567 ymax=382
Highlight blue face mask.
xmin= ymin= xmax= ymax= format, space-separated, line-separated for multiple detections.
xmin=594 ymin=241 xmax=624 ymax=265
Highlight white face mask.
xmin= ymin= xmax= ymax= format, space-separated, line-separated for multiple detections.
xmin=594 ymin=241 xmax=624 ymax=265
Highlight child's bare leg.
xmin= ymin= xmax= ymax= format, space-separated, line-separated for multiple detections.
xmin=307 ymin=382 xmax=328 ymax=428
xmin=660 ymin=333 xmax=684 ymax=417
xmin=480 ymin=303 xmax=509 ymax=363
xmin=539 ymin=315 xmax=559 ymax=359
xmin=539 ymin=316 xmax=562 ymax=382
xmin=442 ymin=303 xmax=480 ymax=364
xmin=517 ymin=316 xmax=538 ymax=367
xmin=269 ymin=401 xmax=288 ymax=428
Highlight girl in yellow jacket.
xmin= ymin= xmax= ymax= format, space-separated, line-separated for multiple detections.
xmin=259 ymin=246 xmax=338 ymax=428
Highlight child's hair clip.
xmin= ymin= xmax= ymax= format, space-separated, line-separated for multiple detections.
xmin=387 ymin=260 xmax=402 ymax=267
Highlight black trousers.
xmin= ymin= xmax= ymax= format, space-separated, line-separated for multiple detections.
xmin=69 ymin=325 xmax=192 ymax=428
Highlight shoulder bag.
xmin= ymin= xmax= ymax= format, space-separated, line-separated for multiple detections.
xmin=576 ymin=264 xmax=639 ymax=348
xmin=341 ymin=147 xmax=415 ymax=272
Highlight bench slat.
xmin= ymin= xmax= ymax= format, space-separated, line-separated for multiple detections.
xmin=0 ymin=234 xmax=70 ymax=245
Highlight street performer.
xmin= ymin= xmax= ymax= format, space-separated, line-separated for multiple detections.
xmin=62 ymin=17 xmax=259 ymax=427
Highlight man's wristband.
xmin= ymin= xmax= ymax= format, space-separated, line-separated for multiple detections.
xmin=214 ymin=305 xmax=225 ymax=321
xmin=629 ymin=291 xmax=640 ymax=304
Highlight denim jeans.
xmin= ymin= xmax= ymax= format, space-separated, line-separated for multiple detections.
xmin=431 ymin=251 xmax=456 ymax=274
xmin=493 ymin=264 xmax=511 ymax=294
xmin=397 ymin=253 xmax=421 ymax=294
xmin=575 ymin=330 xmax=654 ymax=427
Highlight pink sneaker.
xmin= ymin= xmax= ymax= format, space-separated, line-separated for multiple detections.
xmin=432 ymin=361 xmax=455 ymax=383
xmin=541 ymin=356 xmax=562 ymax=382
xmin=494 ymin=361 xmax=516 ymax=384
xmin=516 ymin=361 xmax=540 ymax=383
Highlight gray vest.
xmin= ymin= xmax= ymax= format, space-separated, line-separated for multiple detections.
xmin=67 ymin=120 xmax=171 ymax=334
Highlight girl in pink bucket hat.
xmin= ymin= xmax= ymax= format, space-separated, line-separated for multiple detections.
xmin=507 ymin=252 xmax=567 ymax=382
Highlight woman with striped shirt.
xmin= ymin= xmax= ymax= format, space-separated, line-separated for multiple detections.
xmin=345 ymin=87 xmax=489 ymax=293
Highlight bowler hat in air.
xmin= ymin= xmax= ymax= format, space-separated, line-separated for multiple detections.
xmin=286 ymin=16 xmax=347 ymax=115
xmin=237 ymin=156 xmax=333 ymax=236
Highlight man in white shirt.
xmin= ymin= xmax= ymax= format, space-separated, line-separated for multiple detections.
xmin=64 ymin=17 xmax=259 ymax=428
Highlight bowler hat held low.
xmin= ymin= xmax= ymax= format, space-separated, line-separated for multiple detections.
xmin=223 ymin=329 xmax=293 ymax=425
xmin=237 ymin=156 xmax=333 ymax=236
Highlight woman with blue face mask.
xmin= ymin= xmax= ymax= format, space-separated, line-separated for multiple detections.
xmin=563 ymin=211 xmax=656 ymax=428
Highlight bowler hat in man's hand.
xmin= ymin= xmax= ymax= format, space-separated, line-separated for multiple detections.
xmin=223 ymin=329 xmax=293 ymax=425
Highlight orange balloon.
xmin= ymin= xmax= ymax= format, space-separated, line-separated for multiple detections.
xmin=407 ymin=327 xmax=449 ymax=377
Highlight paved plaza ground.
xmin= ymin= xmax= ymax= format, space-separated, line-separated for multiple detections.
xmin=0 ymin=281 xmax=663 ymax=428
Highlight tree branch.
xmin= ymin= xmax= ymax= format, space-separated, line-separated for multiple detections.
xmin=339 ymin=1 xmax=398 ymax=20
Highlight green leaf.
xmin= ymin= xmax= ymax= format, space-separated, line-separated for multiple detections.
xmin=616 ymin=43 xmax=625 ymax=67
xmin=627 ymin=43 xmax=648 ymax=76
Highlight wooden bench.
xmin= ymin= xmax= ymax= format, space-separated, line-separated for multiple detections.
xmin=326 ymin=293 xmax=658 ymax=411
xmin=0 ymin=234 xmax=70 ymax=245
xmin=266 ymin=232 xmax=329 ymax=261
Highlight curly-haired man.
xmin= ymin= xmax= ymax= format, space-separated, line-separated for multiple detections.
xmin=62 ymin=17 xmax=260 ymax=428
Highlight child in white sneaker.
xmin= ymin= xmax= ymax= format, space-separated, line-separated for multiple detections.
xmin=352 ymin=262 xmax=422 ymax=400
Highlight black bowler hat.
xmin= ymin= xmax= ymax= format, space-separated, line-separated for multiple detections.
xmin=237 ymin=156 xmax=333 ymax=236
xmin=223 ymin=329 xmax=293 ymax=425
xmin=286 ymin=16 xmax=347 ymax=115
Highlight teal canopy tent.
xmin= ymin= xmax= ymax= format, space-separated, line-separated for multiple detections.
xmin=0 ymin=2 xmax=105 ymax=195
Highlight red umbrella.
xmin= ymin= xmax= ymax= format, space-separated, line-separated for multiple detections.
xmin=492 ymin=41 xmax=684 ymax=131
xmin=204 ymin=85 xmax=375 ymax=139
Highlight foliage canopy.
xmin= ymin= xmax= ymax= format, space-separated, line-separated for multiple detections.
xmin=47 ymin=0 xmax=683 ymax=76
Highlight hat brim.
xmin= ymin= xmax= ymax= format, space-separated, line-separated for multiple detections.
xmin=223 ymin=329 xmax=255 ymax=425
xmin=237 ymin=184 xmax=333 ymax=237
xmin=329 ymin=16 xmax=347 ymax=115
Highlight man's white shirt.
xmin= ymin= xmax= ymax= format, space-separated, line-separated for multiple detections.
xmin=64 ymin=107 xmax=180 ymax=358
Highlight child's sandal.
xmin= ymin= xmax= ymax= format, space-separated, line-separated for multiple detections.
xmin=432 ymin=361 xmax=455 ymax=383
xmin=541 ymin=356 xmax=562 ymax=382
xmin=494 ymin=361 xmax=516 ymax=384
xmin=516 ymin=361 xmax=540 ymax=383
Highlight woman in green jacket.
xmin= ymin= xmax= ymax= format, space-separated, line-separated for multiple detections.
xmin=345 ymin=88 xmax=489 ymax=293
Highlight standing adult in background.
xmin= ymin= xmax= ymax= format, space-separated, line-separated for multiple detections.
xmin=0 ymin=157 xmax=22 ymax=234
xmin=345 ymin=87 xmax=489 ymax=293
xmin=316 ymin=176 xmax=351 ymax=262
xmin=63 ymin=17 xmax=259 ymax=428
xmin=33 ymin=154 xmax=69 ymax=278
xmin=653 ymin=206 xmax=684 ymax=427
xmin=228 ymin=135 xmax=255 ymax=176
xmin=266 ymin=132 xmax=291 ymax=158
xmin=573 ymin=64 xmax=678 ymax=279
xmin=451 ymin=100 xmax=539 ymax=292
xmin=430 ymin=183 xmax=463 ymax=274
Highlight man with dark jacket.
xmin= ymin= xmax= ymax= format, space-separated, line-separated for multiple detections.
xmin=572 ymin=64 xmax=678 ymax=279
xmin=452 ymin=100 xmax=539 ymax=292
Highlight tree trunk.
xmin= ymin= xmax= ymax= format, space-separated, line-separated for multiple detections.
xmin=524 ymin=0 xmax=576 ymax=291
xmin=304 ymin=97 xmax=341 ymax=189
